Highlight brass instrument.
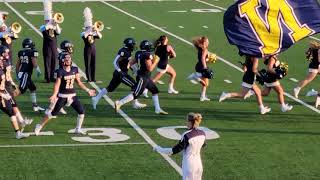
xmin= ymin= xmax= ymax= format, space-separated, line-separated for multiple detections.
xmin=93 ymin=21 xmax=104 ymax=32
xmin=10 ymin=22 xmax=21 ymax=34
xmin=53 ymin=12 xmax=64 ymax=24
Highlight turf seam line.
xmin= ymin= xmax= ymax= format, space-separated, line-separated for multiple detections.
xmin=5 ymin=2 xmax=183 ymax=177
xmin=101 ymin=1 xmax=320 ymax=114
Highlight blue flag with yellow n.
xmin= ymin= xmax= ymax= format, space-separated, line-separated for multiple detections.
xmin=224 ymin=0 xmax=320 ymax=57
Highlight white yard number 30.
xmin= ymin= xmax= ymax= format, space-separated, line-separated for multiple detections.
xmin=68 ymin=128 xmax=130 ymax=143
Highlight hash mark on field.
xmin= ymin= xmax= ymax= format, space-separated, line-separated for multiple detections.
xmin=224 ymin=79 xmax=232 ymax=84
xmin=168 ymin=10 xmax=187 ymax=13
xmin=0 ymin=142 xmax=147 ymax=148
xmin=106 ymin=26 xmax=112 ymax=30
xmin=178 ymin=26 xmax=184 ymax=28
xmin=202 ymin=25 xmax=208 ymax=29
xmin=130 ymin=26 xmax=136 ymax=29
xmin=289 ymin=78 xmax=299 ymax=83
xmin=24 ymin=131 xmax=54 ymax=136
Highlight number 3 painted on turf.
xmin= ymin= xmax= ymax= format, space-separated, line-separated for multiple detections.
xmin=68 ymin=128 xmax=130 ymax=143
xmin=157 ymin=126 xmax=220 ymax=140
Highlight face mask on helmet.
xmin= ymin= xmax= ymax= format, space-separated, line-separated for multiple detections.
xmin=124 ymin=38 xmax=136 ymax=51
xmin=60 ymin=41 xmax=74 ymax=54
xmin=22 ymin=38 xmax=35 ymax=49
xmin=140 ymin=40 xmax=154 ymax=52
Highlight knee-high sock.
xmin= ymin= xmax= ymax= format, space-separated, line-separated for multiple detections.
xmin=119 ymin=94 xmax=134 ymax=106
xmin=76 ymin=114 xmax=85 ymax=130
xmin=96 ymin=88 xmax=108 ymax=100
xmin=152 ymin=95 xmax=161 ymax=111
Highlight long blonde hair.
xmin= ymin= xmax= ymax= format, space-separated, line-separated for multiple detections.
xmin=187 ymin=112 xmax=203 ymax=128
xmin=192 ymin=36 xmax=208 ymax=50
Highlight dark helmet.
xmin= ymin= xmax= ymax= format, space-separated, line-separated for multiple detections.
xmin=139 ymin=40 xmax=153 ymax=52
xmin=123 ymin=38 xmax=136 ymax=50
xmin=22 ymin=38 xmax=35 ymax=49
xmin=60 ymin=40 xmax=74 ymax=53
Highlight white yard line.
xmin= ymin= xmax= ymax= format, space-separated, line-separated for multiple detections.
xmin=101 ymin=1 xmax=320 ymax=114
xmin=0 ymin=142 xmax=147 ymax=148
xmin=5 ymin=2 xmax=183 ymax=176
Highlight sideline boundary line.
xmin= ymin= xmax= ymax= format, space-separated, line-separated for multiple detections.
xmin=5 ymin=2 xmax=183 ymax=176
xmin=100 ymin=1 xmax=320 ymax=114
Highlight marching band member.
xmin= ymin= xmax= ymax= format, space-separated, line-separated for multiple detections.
xmin=40 ymin=0 xmax=61 ymax=83
xmin=15 ymin=38 xmax=45 ymax=112
xmin=114 ymin=40 xmax=168 ymax=115
xmin=293 ymin=41 xmax=320 ymax=98
xmin=81 ymin=7 xmax=102 ymax=82
xmin=34 ymin=53 xmax=96 ymax=135
xmin=154 ymin=112 xmax=206 ymax=180
xmin=92 ymin=38 xmax=146 ymax=110
xmin=0 ymin=13 xmax=19 ymax=65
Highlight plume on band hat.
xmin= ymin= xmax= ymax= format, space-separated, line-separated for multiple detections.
xmin=43 ymin=0 xmax=52 ymax=20
xmin=83 ymin=7 xmax=93 ymax=28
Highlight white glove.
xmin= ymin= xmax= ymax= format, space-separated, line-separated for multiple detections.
xmin=153 ymin=146 xmax=173 ymax=155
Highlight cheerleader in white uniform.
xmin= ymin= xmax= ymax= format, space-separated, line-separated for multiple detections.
xmin=154 ymin=112 xmax=206 ymax=180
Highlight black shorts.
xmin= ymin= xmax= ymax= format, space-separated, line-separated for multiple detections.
xmin=51 ymin=96 xmax=84 ymax=116
xmin=195 ymin=62 xmax=205 ymax=73
xmin=133 ymin=75 xmax=159 ymax=98
xmin=0 ymin=97 xmax=14 ymax=117
xmin=309 ymin=61 xmax=320 ymax=69
xmin=242 ymin=71 xmax=255 ymax=85
xmin=107 ymin=71 xmax=136 ymax=92
xmin=18 ymin=72 xmax=37 ymax=94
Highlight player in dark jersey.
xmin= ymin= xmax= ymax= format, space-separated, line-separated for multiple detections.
xmin=293 ymin=41 xmax=320 ymax=98
xmin=40 ymin=11 xmax=61 ymax=83
xmin=154 ymin=112 xmax=206 ymax=179
xmin=92 ymin=38 xmax=146 ymax=110
xmin=186 ymin=36 xmax=214 ymax=101
xmin=34 ymin=53 xmax=96 ymax=136
xmin=45 ymin=40 xmax=74 ymax=116
xmin=218 ymin=55 xmax=271 ymax=114
xmin=15 ymin=38 xmax=44 ymax=112
xmin=114 ymin=40 xmax=168 ymax=115
xmin=0 ymin=45 xmax=33 ymax=133
xmin=81 ymin=8 xmax=102 ymax=82
xmin=0 ymin=66 xmax=29 ymax=139
xmin=245 ymin=55 xmax=293 ymax=112
xmin=0 ymin=14 xmax=18 ymax=64
xmin=152 ymin=35 xmax=178 ymax=94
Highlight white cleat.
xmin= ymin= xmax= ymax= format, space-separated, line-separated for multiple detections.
xmin=59 ymin=108 xmax=67 ymax=115
xmin=133 ymin=101 xmax=147 ymax=109
xmin=306 ymin=89 xmax=318 ymax=97
xmin=293 ymin=87 xmax=300 ymax=99
xmin=16 ymin=131 xmax=29 ymax=139
xmin=33 ymin=106 xmax=45 ymax=112
xmin=155 ymin=109 xmax=168 ymax=115
xmin=316 ymin=96 xmax=320 ymax=108
xmin=168 ymin=88 xmax=179 ymax=94
xmin=114 ymin=101 xmax=121 ymax=113
xmin=92 ymin=97 xmax=98 ymax=110
xmin=157 ymin=80 xmax=165 ymax=85
xmin=281 ymin=104 xmax=293 ymax=112
xmin=189 ymin=79 xmax=199 ymax=84
xmin=260 ymin=106 xmax=271 ymax=115
xmin=34 ymin=124 xmax=42 ymax=136
xmin=200 ymin=96 xmax=211 ymax=102
xmin=74 ymin=128 xmax=87 ymax=135
xmin=244 ymin=90 xmax=255 ymax=100
xmin=219 ymin=92 xmax=228 ymax=102
xmin=143 ymin=89 xmax=149 ymax=98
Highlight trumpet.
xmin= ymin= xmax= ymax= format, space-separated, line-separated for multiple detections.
xmin=93 ymin=21 xmax=104 ymax=32
xmin=53 ymin=12 xmax=64 ymax=24
xmin=9 ymin=22 xmax=21 ymax=34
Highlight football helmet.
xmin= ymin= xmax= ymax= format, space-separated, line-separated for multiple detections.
xmin=60 ymin=40 xmax=74 ymax=54
xmin=140 ymin=40 xmax=154 ymax=52
xmin=123 ymin=38 xmax=136 ymax=51
xmin=22 ymin=38 xmax=35 ymax=49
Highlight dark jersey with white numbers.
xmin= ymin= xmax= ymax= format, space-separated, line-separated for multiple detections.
xmin=116 ymin=47 xmax=132 ymax=72
xmin=56 ymin=66 xmax=78 ymax=94
xmin=17 ymin=48 xmax=39 ymax=74
xmin=136 ymin=50 xmax=153 ymax=77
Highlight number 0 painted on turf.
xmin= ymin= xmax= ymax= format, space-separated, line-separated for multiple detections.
xmin=68 ymin=128 xmax=130 ymax=143
xmin=157 ymin=126 xmax=220 ymax=140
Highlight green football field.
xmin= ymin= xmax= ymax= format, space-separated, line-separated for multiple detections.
xmin=0 ymin=0 xmax=320 ymax=179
